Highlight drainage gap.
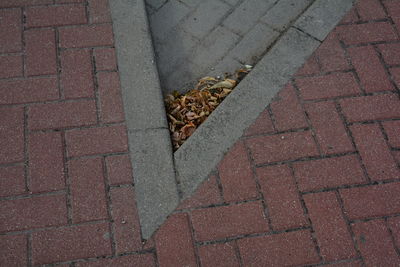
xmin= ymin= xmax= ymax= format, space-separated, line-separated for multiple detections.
xmin=165 ymin=65 xmax=252 ymax=150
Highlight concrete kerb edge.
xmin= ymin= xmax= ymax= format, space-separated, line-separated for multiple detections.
xmin=110 ymin=0 xmax=356 ymax=240
xmin=109 ymin=0 xmax=179 ymax=240
xmin=174 ymin=0 xmax=356 ymax=200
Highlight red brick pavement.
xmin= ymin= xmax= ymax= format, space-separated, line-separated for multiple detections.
xmin=1 ymin=0 xmax=400 ymax=266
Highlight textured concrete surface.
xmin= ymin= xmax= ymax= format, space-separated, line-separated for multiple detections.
xmin=146 ymin=0 xmax=318 ymax=93
xmin=175 ymin=27 xmax=321 ymax=199
xmin=110 ymin=0 xmax=179 ymax=239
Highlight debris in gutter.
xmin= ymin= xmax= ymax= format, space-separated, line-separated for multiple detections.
xmin=165 ymin=65 xmax=252 ymax=151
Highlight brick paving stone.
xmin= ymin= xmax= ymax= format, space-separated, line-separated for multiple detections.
xmin=355 ymin=0 xmax=386 ymax=20
xmin=25 ymin=28 xmax=57 ymax=77
xmin=227 ymin=23 xmax=279 ymax=64
xmin=178 ymin=174 xmax=222 ymax=209
xmin=297 ymin=72 xmax=361 ymax=101
xmin=65 ymin=125 xmax=128 ymax=157
xmin=347 ymin=45 xmax=394 ymax=93
xmin=321 ymin=260 xmax=363 ymax=267
xmin=31 ymin=222 xmax=112 ymax=265
xmin=191 ymin=201 xmax=269 ymax=241
xmin=155 ymin=213 xmax=197 ymax=267
xmin=88 ymin=0 xmax=112 ymax=23
xmin=0 ymin=165 xmax=25 ymax=197
xmin=154 ymin=27 xmax=199 ymax=80
xmin=352 ymin=219 xmax=400 ymax=266
xmin=26 ymin=4 xmax=87 ymax=28
xmin=0 ymin=77 xmax=59 ymax=105
xmin=198 ymin=242 xmax=240 ymax=267
xmin=68 ymin=157 xmax=108 ymax=223
xmin=244 ymin=110 xmax=275 ymax=136
xmin=146 ymin=0 xmax=168 ymax=10
xmin=350 ymin=123 xmax=400 ymax=181
xmin=97 ymin=72 xmax=125 ymax=123
xmin=339 ymin=6 xmax=359 ymax=24
xmin=28 ymin=100 xmax=97 ymax=130
xmin=238 ymin=230 xmax=320 ymax=266
xmin=378 ymin=43 xmax=400 ymax=66
xmin=304 ymin=192 xmax=356 ymax=261
xmin=384 ymin=0 xmax=400 ymax=32
xmin=28 ymin=132 xmax=65 ymax=193
xmin=246 ymin=131 xmax=319 ymax=165
xmin=270 ymin=83 xmax=308 ymax=131
xmin=393 ymin=151 xmax=400 ymax=165
xmin=296 ymin=54 xmax=320 ymax=76
xmin=75 ymin=254 xmax=156 ymax=267
xmin=149 ymin=0 xmax=190 ymax=41
xmin=316 ymin=31 xmax=350 ymax=72
xmin=218 ymin=141 xmax=258 ymax=202
xmin=391 ymin=67 xmax=400 ymax=88
xmin=0 ymin=106 xmax=24 ymax=164
xmin=0 ymin=9 xmax=22 ymax=53
xmin=223 ymin=0 xmax=275 ymax=36
xmin=110 ymin=186 xmax=142 ymax=253
xmin=383 ymin=120 xmax=400 ymax=148
xmin=2 ymin=1 xmax=400 ymax=266
xmin=261 ymin=0 xmax=313 ymax=32
xmin=190 ymin=26 xmax=240 ymax=74
xmin=180 ymin=0 xmax=230 ymax=40
xmin=0 ymin=54 xmax=22 ymax=79
xmin=387 ymin=216 xmax=400 ymax=249
xmin=0 ymin=235 xmax=27 ymax=267
xmin=94 ymin=48 xmax=117 ymax=71
xmin=293 ymin=155 xmax=366 ymax=192
xmin=61 ymin=49 xmax=95 ymax=99
xmin=0 ymin=0 xmax=52 ymax=7
xmin=305 ymin=101 xmax=354 ymax=155
xmin=340 ymin=93 xmax=400 ymax=123
xmin=340 ymin=182 xmax=400 ymax=220
xmin=337 ymin=22 xmax=398 ymax=45
xmin=56 ymin=0 xmax=86 ymax=3
xmin=257 ymin=164 xmax=308 ymax=231
xmin=0 ymin=194 xmax=67 ymax=232
xmin=105 ymin=154 xmax=133 ymax=185
xmin=59 ymin=25 xmax=114 ymax=48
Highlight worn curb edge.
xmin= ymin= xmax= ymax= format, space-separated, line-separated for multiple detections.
xmin=110 ymin=0 xmax=356 ymax=240
xmin=174 ymin=0 xmax=356 ymax=202
xmin=110 ymin=0 xmax=180 ymax=240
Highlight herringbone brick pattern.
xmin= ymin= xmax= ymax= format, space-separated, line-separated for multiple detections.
xmin=1 ymin=0 xmax=400 ymax=266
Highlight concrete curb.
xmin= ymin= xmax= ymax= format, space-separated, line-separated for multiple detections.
xmin=110 ymin=0 xmax=179 ymax=240
xmin=111 ymin=0 xmax=355 ymax=240
xmin=174 ymin=0 xmax=355 ymax=202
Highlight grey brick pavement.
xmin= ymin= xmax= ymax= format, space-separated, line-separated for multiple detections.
xmin=145 ymin=0 xmax=317 ymax=93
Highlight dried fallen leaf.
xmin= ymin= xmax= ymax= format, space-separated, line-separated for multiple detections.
xmin=165 ymin=65 xmax=252 ymax=151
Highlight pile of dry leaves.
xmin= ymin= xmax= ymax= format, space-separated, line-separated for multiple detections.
xmin=165 ymin=65 xmax=252 ymax=151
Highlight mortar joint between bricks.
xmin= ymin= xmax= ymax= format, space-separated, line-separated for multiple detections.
xmin=55 ymin=27 xmax=64 ymax=99
xmin=187 ymin=212 xmax=202 ymax=266
xmin=287 ymin=163 xmax=323 ymax=262
xmin=339 ymin=40 xmax=368 ymax=95
xmin=384 ymin=217 xmax=400 ymax=258
xmin=291 ymin=79 xmax=324 ymax=156
xmin=61 ymin=131 xmax=73 ymax=225
xmin=173 ymin=198 xmax=264 ymax=214
xmin=241 ymin=126 xmax=311 ymax=140
xmin=101 ymin=156 xmax=117 ymax=256
xmin=243 ymin=139 xmax=275 ymax=232
xmin=373 ymin=44 xmax=400 ymax=97
xmin=334 ymin=189 xmax=363 ymax=261
xmin=27 ymin=234 xmax=32 ymax=267
xmin=23 ymin=106 xmax=30 ymax=193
